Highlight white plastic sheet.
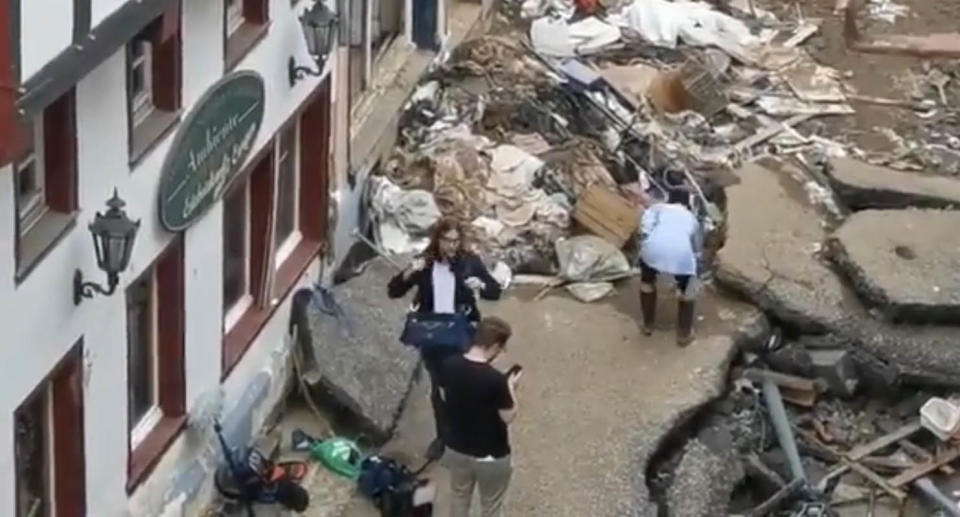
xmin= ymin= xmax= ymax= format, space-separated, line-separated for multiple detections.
xmin=530 ymin=16 xmax=622 ymax=58
xmin=369 ymin=176 xmax=442 ymax=255
xmin=610 ymin=0 xmax=758 ymax=59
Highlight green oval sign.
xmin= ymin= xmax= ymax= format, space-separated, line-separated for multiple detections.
xmin=158 ymin=71 xmax=265 ymax=231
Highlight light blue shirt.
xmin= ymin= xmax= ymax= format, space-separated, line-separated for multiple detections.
xmin=639 ymin=203 xmax=702 ymax=276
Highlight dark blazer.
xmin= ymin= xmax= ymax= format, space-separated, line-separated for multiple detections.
xmin=387 ymin=254 xmax=502 ymax=322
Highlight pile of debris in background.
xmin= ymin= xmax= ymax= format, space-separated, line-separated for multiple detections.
xmin=365 ymin=0 xmax=958 ymax=302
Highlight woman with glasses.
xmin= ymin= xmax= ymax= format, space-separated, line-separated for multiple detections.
xmin=388 ymin=218 xmax=503 ymax=460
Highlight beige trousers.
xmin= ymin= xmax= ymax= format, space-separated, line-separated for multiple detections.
xmin=443 ymin=447 xmax=513 ymax=517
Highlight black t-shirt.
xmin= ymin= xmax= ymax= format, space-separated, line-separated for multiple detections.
xmin=440 ymin=355 xmax=514 ymax=458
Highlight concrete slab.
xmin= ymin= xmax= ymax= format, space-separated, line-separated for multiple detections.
xmin=303 ymin=256 xmax=421 ymax=439
xmin=826 ymin=158 xmax=960 ymax=210
xmin=666 ymin=436 xmax=744 ymax=517
xmin=829 ymin=209 xmax=960 ymax=324
xmin=714 ymin=160 xmax=960 ymax=386
xmin=716 ymin=160 xmax=863 ymax=332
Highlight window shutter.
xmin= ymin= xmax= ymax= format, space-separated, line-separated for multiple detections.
xmin=52 ymin=344 xmax=86 ymax=517
xmin=246 ymin=0 xmax=269 ymax=24
xmin=156 ymin=237 xmax=185 ymax=417
xmin=152 ymin=4 xmax=181 ymax=111
xmin=249 ymin=153 xmax=275 ymax=308
xmin=43 ymin=91 xmax=77 ymax=213
xmin=298 ymin=77 xmax=331 ymax=241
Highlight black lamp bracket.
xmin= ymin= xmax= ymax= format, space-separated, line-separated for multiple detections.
xmin=288 ymin=55 xmax=326 ymax=87
xmin=74 ymin=269 xmax=119 ymax=306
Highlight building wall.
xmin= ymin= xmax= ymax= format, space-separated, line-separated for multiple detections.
xmin=0 ymin=0 xmax=336 ymax=515
xmin=18 ymin=0 xmax=73 ymax=80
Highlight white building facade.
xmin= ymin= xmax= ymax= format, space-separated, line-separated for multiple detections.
xmin=0 ymin=0 xmax=338 ymax=515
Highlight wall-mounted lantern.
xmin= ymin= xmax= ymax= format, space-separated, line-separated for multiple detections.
xmin=74 ymin=189 xmax=140 ymax=305
xmin=288 ymin=2 xmax=338 ymax=87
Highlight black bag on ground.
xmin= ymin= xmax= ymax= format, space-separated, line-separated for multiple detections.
xmin=357 ymin=455 xmax=434 ymax=517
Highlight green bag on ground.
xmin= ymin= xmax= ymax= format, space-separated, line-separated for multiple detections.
xmin=310 ymin=437 xmax=364 ymax=480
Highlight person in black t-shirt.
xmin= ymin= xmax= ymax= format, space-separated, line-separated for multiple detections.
xmin=439 ymin=317 xmax=520 ymax=517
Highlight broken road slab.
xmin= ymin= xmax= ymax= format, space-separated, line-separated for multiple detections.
xmin=303 ymin=257 xmax=420 ymax=439
xmin=666 ymin=435 xmax=744 ymax=517
xmin=716 ymin=160 xmax=861 ymax=333
xmin=829 ymin=209 xmax=960 ymax=324
xmin=825 ymin=158 xmax=960 ymax=210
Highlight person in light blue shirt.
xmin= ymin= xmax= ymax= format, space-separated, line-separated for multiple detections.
xmin=638 ymin=188 xmax=703 ymax=346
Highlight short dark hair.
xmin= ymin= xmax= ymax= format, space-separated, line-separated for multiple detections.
xmin=667 ymin=188 xmax=691 ymax=207
xmin=475 ymin=317 xmax=512 ymax=349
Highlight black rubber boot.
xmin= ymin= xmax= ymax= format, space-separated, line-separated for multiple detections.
xmin=640 ymin=289 xmax=657 ymax=335
xmin=677 ymin=299 xmax=696 ymax=346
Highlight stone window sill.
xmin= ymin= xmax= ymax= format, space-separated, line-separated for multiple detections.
xmin=127 ymin=415 xmax=187 ymax=494
xmin=130 ymin=109 xmax=181 ymax=167
xmin=15 ymin=211 xmax=77 ymax=284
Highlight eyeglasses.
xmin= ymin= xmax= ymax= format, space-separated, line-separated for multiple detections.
xmin=440 ymin=236 xmax=460 ymax=243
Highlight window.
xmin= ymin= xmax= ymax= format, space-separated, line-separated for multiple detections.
xmin=15 ymin=120 xmax=46 ymax=232
xmin=371 ymin=0 xmax=401 ymax=59
xmin=222 ymin=81 xmax=331 ymax=377
xmin=224 ymin=0 xmax=269 ymax=69
xmin=127 ymin=274 xmax=160 ymax=449
xmin=13 ymin=90 xmax=77 ymax=281
xmin=347 ymin=0 xmax=367 ymax=106
xmin=223 ymin=182 xmax=252 ymax=328
xmin=129 ymin=40 xmax=154 ymax=125
xmin=273 ymin=123 xmax=300 ymax=262
xmin=126 ymin=237 xmax=185 ymax=492
xmin=225 ymin=0 xmax=245 ymax=35
xmin=126 ymin=3 xmax=182 ymax=162
xmin=14 ymin=342 xmax=86 ymax=517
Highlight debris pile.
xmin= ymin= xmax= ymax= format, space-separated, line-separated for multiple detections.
xmin=653 ymin=326 xmax=960 ymax=516
xmin=369 ymin=0 xmax=957 ymax=301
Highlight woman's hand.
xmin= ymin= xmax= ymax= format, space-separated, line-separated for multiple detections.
xmin=465 ymin=276 xmax=485 ymax=291
xmin=404 ymin=257 xmax=426 ymax=280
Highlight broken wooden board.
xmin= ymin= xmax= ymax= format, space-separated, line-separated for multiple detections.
xmin=846 ymin=422 xmax=922 ymax=461
xmin=844 ymin=1 xmax=960 ymax=58
xmin=573 ymin=185 xmax=638 ymax=248
xmin=842 ymin=459 xmax=908 ymax=501
xmin=888 ymin=445 xmax=960 ymax=487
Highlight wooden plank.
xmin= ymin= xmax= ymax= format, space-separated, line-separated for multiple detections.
xmin=842 ymin=459 xmax=908 ymax=501
xmin=888 ymin=445 xmax=960 ymax=488
xmin=896 ymin=439 xmax=955 ymax=475
xmin=573 ymin=185 xmax=638 ymax=248
xmin=846 ymin=422 xmax=922 ymax=461
xmin=780 ymin=386 xmax=817 ymax=408
xmin=743 ymin=368 xmax=818 ymax=393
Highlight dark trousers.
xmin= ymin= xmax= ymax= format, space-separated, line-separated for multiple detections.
xmin=640 ymin=261 xmax=691 ymax=292
xmin=422 ymin=350 xmax=455 ymax=442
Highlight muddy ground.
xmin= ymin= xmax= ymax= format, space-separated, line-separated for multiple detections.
xmin=762 ymin=0 xmax=960 ymax=165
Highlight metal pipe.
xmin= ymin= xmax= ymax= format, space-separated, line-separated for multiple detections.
xmin=913 ymin=477 xmax=960 ymax=517
xmin=761 ymin=378 xmax=807 ymax=482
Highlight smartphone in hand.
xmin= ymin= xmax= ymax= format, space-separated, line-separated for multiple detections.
xmin=507 ymin=364 xmax=523 ymax=377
